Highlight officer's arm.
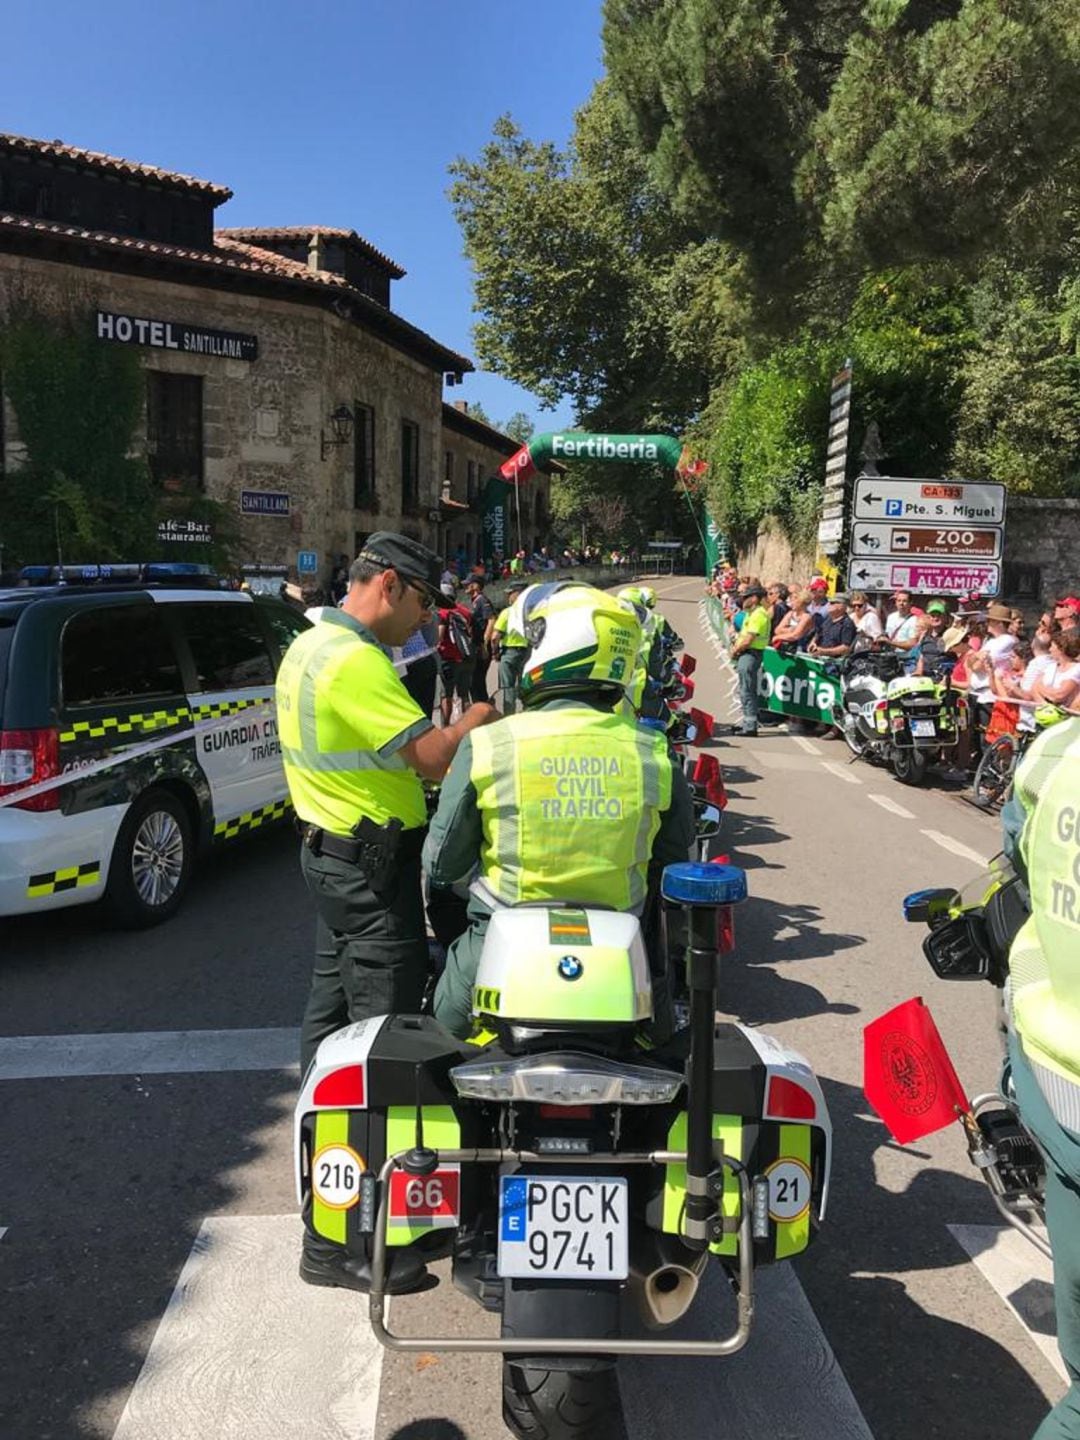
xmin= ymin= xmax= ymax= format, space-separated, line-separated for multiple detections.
xmin=650 ymin=765 xmax=697 ymax=870
xmin=422 ymin=738 xmax=483 ymax=885
xmin=401 ymin=701 xmax=498 ymax=781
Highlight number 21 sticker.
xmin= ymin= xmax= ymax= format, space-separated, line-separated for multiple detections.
xmin=765 ymin=1157 xmax=812 ymax=1223
xmin=312 ymin=1143 xmax=365 ymax=1210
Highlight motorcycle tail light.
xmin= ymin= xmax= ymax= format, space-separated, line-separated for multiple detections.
xmin=766 ymin=1074 xmax=817 ymax=1121
xmin=450 ymin=1053 xmax=684 ymax=1106
xmin=312 ymin=1065 xmax=365 ymax=1107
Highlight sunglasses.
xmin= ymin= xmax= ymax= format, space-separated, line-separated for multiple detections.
xmin=398 ymin=575 xmax=436 ymax=610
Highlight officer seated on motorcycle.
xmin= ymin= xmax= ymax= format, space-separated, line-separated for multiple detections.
xmin=422 ymin=582 xmax=695 ymax=1039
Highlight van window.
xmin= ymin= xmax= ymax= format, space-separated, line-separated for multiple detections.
xmin=0 ymin=612 xmax=19 ymax=714
xmin=259 ymin=601 xmax=309 ymax=663
xmin=62 ymin=606 xmax=183 ymax=706
xmin=179 ymin=603 xmax=276 ymax=691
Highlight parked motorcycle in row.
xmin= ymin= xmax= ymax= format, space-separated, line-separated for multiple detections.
xmin=837 ymin=640 xmax=967 ymax=786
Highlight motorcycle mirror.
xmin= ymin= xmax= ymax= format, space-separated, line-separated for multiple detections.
xmin=923 ymin=914 xmax=993 ymax=981
xmin=902 ymin=887 xmax=960 ymax=925
xmin=695 ymin=803 xmax=722 ymax=839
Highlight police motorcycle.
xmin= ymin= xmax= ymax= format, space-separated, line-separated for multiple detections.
xmin=902 ymin=862 xmax=1049 ymax=1257
xmin=837 ymin=637 xmax=967 ymax=786
xmin=296 ymin=594 xmax=831 ymax=1440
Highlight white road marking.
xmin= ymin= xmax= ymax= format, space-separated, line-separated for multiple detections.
xmin=750 ymin=751 xmax=825 ymax=772
xmin=110 ymin=1216 xmax=383 ymax=1440
xmin=920 ymin=829 xmax=992 ymax=868
xmin=0 ymin=1028 xmax=299 ymax=1080
xmin=867 ymin=793 xmax=916 ymax=819
xmin=823 ymin=761 xmax=862 ymax=785
xmin=621 ymin=1263 xmax=873 ymax=1439
xmin=948 ymin=1222 xmax=1066 ymax=1384
xmin=793 ymin=736 xmax=821 ymax=755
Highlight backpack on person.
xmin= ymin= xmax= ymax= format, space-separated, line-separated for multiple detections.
xmin=442 ymin=606 xmax=473 ymax=662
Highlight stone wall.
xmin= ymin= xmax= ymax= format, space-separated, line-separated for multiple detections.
xmin=733 ymin=519 xmax=817 ymax=589
xmin=0 ymin=251 xmax=448 ymax=588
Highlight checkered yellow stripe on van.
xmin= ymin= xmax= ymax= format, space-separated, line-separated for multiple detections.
xmin=58 ymin=697 xmax=272 ymax=745
xmin=27 ymin=861 xmax=101 ymax=898
xmin=59 ymin=708 xmax=192 ymax=743
xmin=214 ymin=797 xmax=292 ymax=841
xmin=192 ymin=697 xmax=270 ymax=721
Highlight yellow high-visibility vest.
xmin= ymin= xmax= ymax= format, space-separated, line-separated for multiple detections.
xmin=276 ymin=612 xmax=429 ymax=834
xmin=468 ymin=705 xmax=673 ymax=911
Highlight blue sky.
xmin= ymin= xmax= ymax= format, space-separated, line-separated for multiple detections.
xmin=5 ymin=0 xmax=605 ymax=431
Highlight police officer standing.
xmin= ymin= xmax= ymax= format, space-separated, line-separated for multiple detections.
xmin=277 ymin=533 xmax=496 ymax=1290
xmin=491 ymin=579 xmax=528 ymax=712
xmin=1003 ymin=717 xmax=1080 ymax=1438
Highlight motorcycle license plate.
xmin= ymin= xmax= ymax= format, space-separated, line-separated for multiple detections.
xmin=497 ymin=1175 xmax=629 ymax=1280
xmin=911 ymin=720 xmax=937 ymax=738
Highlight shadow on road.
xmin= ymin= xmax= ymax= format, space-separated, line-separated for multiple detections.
xmin=798 ymin=1075 xmax=1054 ymax=1440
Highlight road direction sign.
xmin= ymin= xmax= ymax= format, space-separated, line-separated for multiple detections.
xmin=846 ymin=559 xmax=1000 ymax=597
xmin=853 ymin=477 xmax=1006 ymax=525
xmin=850 ymin=522 xmax=1002 ymax=562
xmin=817 ymin=516 xmax=844 ymax=545
xmin=297 ymin=549 xmax=318 ymax=574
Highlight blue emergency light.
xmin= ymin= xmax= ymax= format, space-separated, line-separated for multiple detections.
xmin=661 ymin=861 xmax=748 ymax=907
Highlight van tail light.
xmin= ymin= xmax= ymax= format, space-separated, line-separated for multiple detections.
xmin=311 ymin=1065 xmax=365 ymax=1107
xmin=0 ymin=729 xmax=61 ymax=812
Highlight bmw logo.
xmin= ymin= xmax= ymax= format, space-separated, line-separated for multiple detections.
xmin=558 ymin=955 xmax=584 ymax=981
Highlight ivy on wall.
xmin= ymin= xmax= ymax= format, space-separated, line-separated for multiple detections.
xmin=0 ymin=298 xmax=237 ymax=572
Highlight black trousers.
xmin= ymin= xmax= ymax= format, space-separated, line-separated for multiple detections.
xmin=298 ymin=842 xmax=429 ymax=1076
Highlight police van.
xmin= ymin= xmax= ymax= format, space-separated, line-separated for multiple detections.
xmin=0 ymin=564 xmax=310 ymax=926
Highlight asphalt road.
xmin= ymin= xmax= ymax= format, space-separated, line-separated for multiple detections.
xmin=0 ymin=575 xmax=1065 ymax=1440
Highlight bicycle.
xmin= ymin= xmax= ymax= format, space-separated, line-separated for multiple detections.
xmin=971 ymin=704 xmax=1069 ymax=809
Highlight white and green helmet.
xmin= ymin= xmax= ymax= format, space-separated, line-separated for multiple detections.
xmin=518 ymin=583 xmax=642 ymax=704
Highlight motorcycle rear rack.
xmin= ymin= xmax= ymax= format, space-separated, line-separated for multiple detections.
xmin=368 ymin=1146 xmax=755 ymax=1357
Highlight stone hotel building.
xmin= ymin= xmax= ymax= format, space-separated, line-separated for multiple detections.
xmin=0 ymin=132 xmax=554 ymax=582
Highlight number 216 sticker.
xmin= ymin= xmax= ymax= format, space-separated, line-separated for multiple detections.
xmin=312 ymin=1144 xmax=365 ymax=1210
xmin=765 ymin=1158 xmax=812 ymax=1222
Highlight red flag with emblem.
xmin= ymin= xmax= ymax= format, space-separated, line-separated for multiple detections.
xmin=863 ymin=997 xmax=969 ymax=1144
xmin=689 ymin=707 xmax=714 ymax=740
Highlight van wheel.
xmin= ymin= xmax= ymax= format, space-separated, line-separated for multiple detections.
xmin=502 ymin=1362 xmax=626 ymax=1440
xmin=105 ymin=789 xmax=194 ymax=928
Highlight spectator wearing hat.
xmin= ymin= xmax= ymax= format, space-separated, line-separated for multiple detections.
xmin=912 ymin=600 xmax=950 ymax=676
xmin=809 ymin=593 xmax=857 ymax=660
xmin=277 ymin=531 xmax=498 ymax=1294
xmin=965 ymin=602 xmax=1018 ymax=740
xmin=730 ymin=584 xmax=770 ymax=736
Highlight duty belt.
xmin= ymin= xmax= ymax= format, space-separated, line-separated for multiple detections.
xmin=301 ymin=817 xmax=426 ymax=876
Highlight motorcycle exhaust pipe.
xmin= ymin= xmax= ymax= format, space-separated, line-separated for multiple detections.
xmin=629 ymin=1232 xmax=708 ymax=1329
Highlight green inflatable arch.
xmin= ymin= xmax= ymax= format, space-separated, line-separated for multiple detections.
xmin=500 ymin=431 xmax=683 ymax=483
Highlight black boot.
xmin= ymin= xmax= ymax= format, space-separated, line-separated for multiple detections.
xmin=299 ymin=1232 xmax=437 ymax=1295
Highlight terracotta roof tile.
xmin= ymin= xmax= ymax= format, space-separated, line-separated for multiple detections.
xmin=217 ymin=225 xmax=405 ymax=278
xmin=0 ymin=212 xmax=471 ymax=373
xmin=0 ymin=132 xmax=231 ymax=201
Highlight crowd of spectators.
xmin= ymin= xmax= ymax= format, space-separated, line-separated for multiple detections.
xmin=709 ymin=558 xmax=1080 ymax=746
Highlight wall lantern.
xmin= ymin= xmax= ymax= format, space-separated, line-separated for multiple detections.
xmin=321 ymin=404 xmax=355 ymax=461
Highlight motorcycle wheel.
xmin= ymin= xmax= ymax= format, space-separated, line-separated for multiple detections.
xmin=502 ymin=1362 xmax=627 ymax=1440
xmin=972 ymin=735 xmax=1017 ymax=809
xmin=841 ymin=713 xmax=868 ymax=759
xmin=892 ymin=748 xmax=928 ymax=786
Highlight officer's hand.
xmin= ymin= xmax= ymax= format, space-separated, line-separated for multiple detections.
xmin=464 ymin=701 xmax=499 ymax=727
